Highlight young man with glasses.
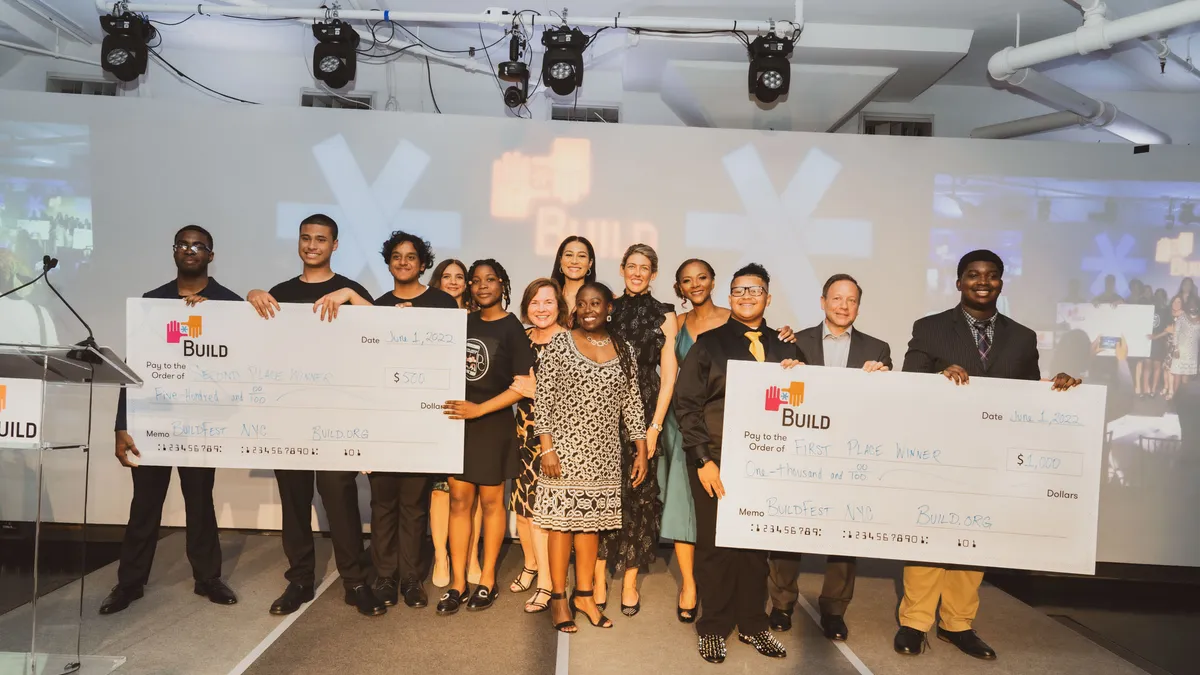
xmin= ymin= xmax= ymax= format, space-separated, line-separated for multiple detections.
xmin=101 ymin=225 xmax=241 ymax=615
xmin=674 ymin=263 xmax=806 ymax=664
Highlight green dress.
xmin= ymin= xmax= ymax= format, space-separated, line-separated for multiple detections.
xmin=658 ymin=321 xmax=696 ymax=543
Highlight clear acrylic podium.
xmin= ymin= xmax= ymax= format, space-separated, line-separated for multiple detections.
xmin=0 ymin=342 xmax=141 ymax=675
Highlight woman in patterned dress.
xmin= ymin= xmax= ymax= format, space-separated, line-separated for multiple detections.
xmin=535 ymin=281 xmax=648 ymax=632
xmin=427 ymin=258 xmax=482 ymax=587
xmin=596 ymin=244 xmax=677 ymax=616
xmin=507 ymin=279 xmax=568 ymax=613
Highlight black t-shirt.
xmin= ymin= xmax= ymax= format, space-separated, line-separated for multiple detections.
xmin=374 ymin=286 xmax=459 ymax=309
xmin=269 ymin=273 xmax=372 ymax=305
xmin=465 ymin=312 xmax=535 ymax=405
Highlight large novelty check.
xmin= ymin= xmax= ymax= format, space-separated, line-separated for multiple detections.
xmin=715 ymin=362 xmax=1107 ymax=574
xmin=125 ymin=298 xmax=465 ymax=473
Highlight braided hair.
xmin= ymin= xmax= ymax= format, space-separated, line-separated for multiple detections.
xmin=466 ymin=258 xmax=512 ymax=311
xmin=579 ymin=281 xmax=638 ymax=386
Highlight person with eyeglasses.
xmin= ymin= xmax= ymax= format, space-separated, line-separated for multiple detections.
xmin=100 ymin=225 xmax=241 ymax=615
xmin=673 ymin=263 xmax=805 ymax=664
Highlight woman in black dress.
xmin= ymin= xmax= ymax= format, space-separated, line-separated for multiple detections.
xmin=596 ymin=243 xmax=678 ymax=616
xmin=438 ymin=259 xmax=535 ymax=614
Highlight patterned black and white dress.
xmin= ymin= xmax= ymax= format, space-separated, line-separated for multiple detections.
xmin=533 ymin=331 xmax=647 ymax=532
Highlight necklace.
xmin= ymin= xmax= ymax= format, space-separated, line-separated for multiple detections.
xmin=584 ymin=334 xmax=611 ymax=347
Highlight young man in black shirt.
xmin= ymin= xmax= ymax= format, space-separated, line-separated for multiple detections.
xmin=674 ymin=263 xmax=804 ymax=664
xmin=101 ymin=225 xmax=240 ymax=615
xmin=314 ymin=230 xmax=456 ymax=610
xmin=246 ymin=213 xmax=384 ymax=617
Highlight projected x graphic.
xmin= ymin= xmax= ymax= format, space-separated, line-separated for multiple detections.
xmin=1081 ymin=232 xmax=1146 ymax=297
xmin=277 ymin=134 xmax=462 ymax=291
xmin=685 ymin=144 xmax=873 ymax=324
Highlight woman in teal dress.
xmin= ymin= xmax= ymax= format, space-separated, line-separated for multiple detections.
xmin=660 ymin=259 xmax=796 ymax=623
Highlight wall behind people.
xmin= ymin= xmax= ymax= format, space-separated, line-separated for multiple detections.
xmin=0 ymin=90 xmax=1196 ymax=568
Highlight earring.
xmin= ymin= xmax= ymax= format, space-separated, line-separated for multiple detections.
xmin=607 ymin=314 xmax=612 ymax=322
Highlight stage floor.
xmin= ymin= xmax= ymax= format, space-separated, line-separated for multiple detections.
xmin=0 ymin=533 xmax=1158 ymax=675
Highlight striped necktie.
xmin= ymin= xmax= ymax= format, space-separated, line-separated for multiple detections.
xmin=974 ymin=321 xmax=992 ymax=367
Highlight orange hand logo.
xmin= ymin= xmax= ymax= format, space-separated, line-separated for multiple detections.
xmin=0 ymin=384 xmax=7 ymax=413
xmin=764 ymin=382 xmax=804 ymax=411
xmin=490 ymin=138 xmax=591 ymax=219
xmin=182 ymin=316 xmax=203 ymax=339
xmin=782 ymin=382 xmax=805 ymax=405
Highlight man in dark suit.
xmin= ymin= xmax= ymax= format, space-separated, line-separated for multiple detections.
xmin=675 ymin=263 xmax=805 ymax=664
xmin=101 ymin=225 xmax=239 ymax=615
xmin=766 ymin=273 xmax=891 ymax=642
xmin=894 ymin=250 xmax=1080 ymax=660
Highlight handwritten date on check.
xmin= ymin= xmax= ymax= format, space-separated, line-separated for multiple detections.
xmin=125 ymin=298 xmax=466 ymax=473
xmin=715 ymin=362 xmax=1106 ymax=575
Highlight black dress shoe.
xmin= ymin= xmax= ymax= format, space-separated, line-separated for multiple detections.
xmin=373 ymin=577 xmax=398 ymax=607
xmin=738 ymin=630 xmax=787 ymax=658
xmin=466 ymin=584 xmax=497 ymax=611
xmin=400 ymin=579 xmax=428 ymax=608
xmin=345 ymin=584 xmax=387 ymax=617
xmin=894 ymin=626 xmax=927 ymax=655
xmin=270 ymin=582 xmax=315 ymax=615
xmin=436 ymin=587 xmax=467 ymax=615
xmin=194 ymin=579 xmax=237 ymax=605
xmin=698 ymin=635 xmax=726 ymax=664
xmin=937 ymin=627 xmax=997 ymax=660
xmin=768 ymin=607 xmax=793 ymax=632
xmin=821 ymin=614 xmax=848 ymax=641
xmin=99 ymin=586 xmax=143 ymax=615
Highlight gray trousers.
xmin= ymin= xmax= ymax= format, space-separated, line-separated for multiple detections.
xmin=767 ymin=553 xmax=856 ymax=617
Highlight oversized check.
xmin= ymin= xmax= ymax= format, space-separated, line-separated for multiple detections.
xmin=125 ymin=298 xmax=465 ymax=472
xmin=715 ymin=362 xmax=1107 ymax=574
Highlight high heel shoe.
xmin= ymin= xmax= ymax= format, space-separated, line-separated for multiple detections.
xmin=569 ymin=589 xmax=613 ymax=628
xmin=550 ymin=592 xmax=577 ymax=633
xmin=621 ymin=589 xmax=641 ymax=617
xmin=510 ymin=567 xmax=537 ymax=593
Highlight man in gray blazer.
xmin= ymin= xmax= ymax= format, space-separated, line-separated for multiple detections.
xmin=767 ymin=273 xmax=892 ymax=641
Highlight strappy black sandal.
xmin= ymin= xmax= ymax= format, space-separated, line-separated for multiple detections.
xmin=525 ymin=588 xmax=552 ymax=614
xmin=550 ymin=592 xmax=577 ymax=633
xmin=570 ymin=589 xmax=613 ymax=628
xmin=510 ymin=567 xmax=537 ymax=593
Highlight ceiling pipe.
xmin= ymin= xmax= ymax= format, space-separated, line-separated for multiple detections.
xmin=99 ymin=1 xmax=804 ymax=38
xmin=989 ymin=0 xmax=1200 ymax=80
xmin=0 ymin=38 xmax=102 ymax=66
xmin=970 ymin=110 xmax=1087 ymax=139
xmin=996 ymin=67 xmax=1171 ymax=144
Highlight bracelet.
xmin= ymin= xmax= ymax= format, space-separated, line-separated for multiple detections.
xmin=543 ymin=448 xmax=558 ymax=455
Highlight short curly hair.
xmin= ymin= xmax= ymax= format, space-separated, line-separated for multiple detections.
xmin=379 ymin=230 xmax=435 ymax=275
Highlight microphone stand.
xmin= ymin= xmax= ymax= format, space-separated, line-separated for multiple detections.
xmin=3 ymin=255 xmax=102 ymax=364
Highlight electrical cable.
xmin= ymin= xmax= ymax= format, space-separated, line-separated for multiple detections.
xmin=425 ymin=56 xmax=442 ymax=113
xmin=395 ymin=23 xmax=506 ymax=54
xmin=150 ymin=14 xmax=194 ymax=26
xmin=148 ymin=47 xmax=260 ymax=104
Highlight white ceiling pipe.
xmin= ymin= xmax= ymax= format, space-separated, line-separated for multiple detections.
xmin=0 ymin=38 xmax=102 ymax=66
xmin=99 ymin=1 xmax=803 ymax=37
xmin=989 ymin=0 xmax=1200 ymax=80
xmin=1001 ymin=67 xmax=1171 ymax=143
xmin=970 ymin=110 xmax=1088 ymax=139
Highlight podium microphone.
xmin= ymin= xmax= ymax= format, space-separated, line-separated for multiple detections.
xmin=38 ymin=256 xmax=101 ymax=363
xmin=0 ymin=255 xmax=56 ymax=300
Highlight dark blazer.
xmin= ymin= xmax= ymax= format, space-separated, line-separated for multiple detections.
xmin=675 ymin=318 xmax=805 ymax=464
xmin=902 ymin=307 xmax=1039 ymax=381
xmin=795 ymin=323 xmax=892 ymax=370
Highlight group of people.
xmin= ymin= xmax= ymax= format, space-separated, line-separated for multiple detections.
xmin=100 ymin=214 xmax=1081 ymax=665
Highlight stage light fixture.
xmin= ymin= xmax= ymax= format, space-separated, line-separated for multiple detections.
xmin=312 ymin=20 xmax=361 ymax=89
xmin=99 ymin=13 xmax=152 ymax=82
xmin=541 ymin=25 xmax=587 ymax=96
xmin=497 ymin=34 xmax=530 ymax=108
xmin=748 ymin=33 xmax=794 ymax=104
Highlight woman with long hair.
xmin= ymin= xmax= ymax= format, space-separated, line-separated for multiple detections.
xmin=427 ymin=257 xmax=481 ymax=587
xmin=596 ymin=243 xmax=675 ymax=617
xmin=438 ymin=260 xmax=535 ymax=614
xmin=1147 ymin=287 xmax=1170 ymax=398
xmin=534 ymin=281 xmax=648 ymax=632
xmin=550 ymin=236 xmax=597 ymax=319
xmin=507 ymin=279 xmax=568 ymax=613
xmin=1168 ymin=293 xmax=1200 ymax=400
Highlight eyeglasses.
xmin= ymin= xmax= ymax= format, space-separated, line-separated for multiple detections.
xmin=173 ymin=243 xmax=212 ymax=254
xmin=730 ymin=285 xmax=767 ymax=297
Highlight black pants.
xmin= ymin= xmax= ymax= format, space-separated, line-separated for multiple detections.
xmin=367 ymin=473 xmax=431 ymax=582
xmin=116 ymin=466 xmax=220 ymax=590
xmin=275 ymin=469 xmax=367 ymax=591
xmin=690 ymin=461 xmax=769 ymax=638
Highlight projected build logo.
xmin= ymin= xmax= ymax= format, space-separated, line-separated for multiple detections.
xmin=167 ymin=316 xmax=227 ymax=357
xmin=765 ymin=382 xmax=804 ymax=411
xmin=490 ymin=137 xmax=658 ymax=258
xmin=0 ymin=383 xmax=39 ymax=440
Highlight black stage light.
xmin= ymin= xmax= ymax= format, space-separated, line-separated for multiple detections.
xmin=312 ymin=20 xmax=361 ymax=89
xmin=498 ymin=34 xmax=530 ymax=108
xmin=541 ymin=25 xmax=587 ymax=96
xmin=100 ymin=13 xmax=152 ymax=82
xmin=748 ymin=33 xmax=794 ymax=103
